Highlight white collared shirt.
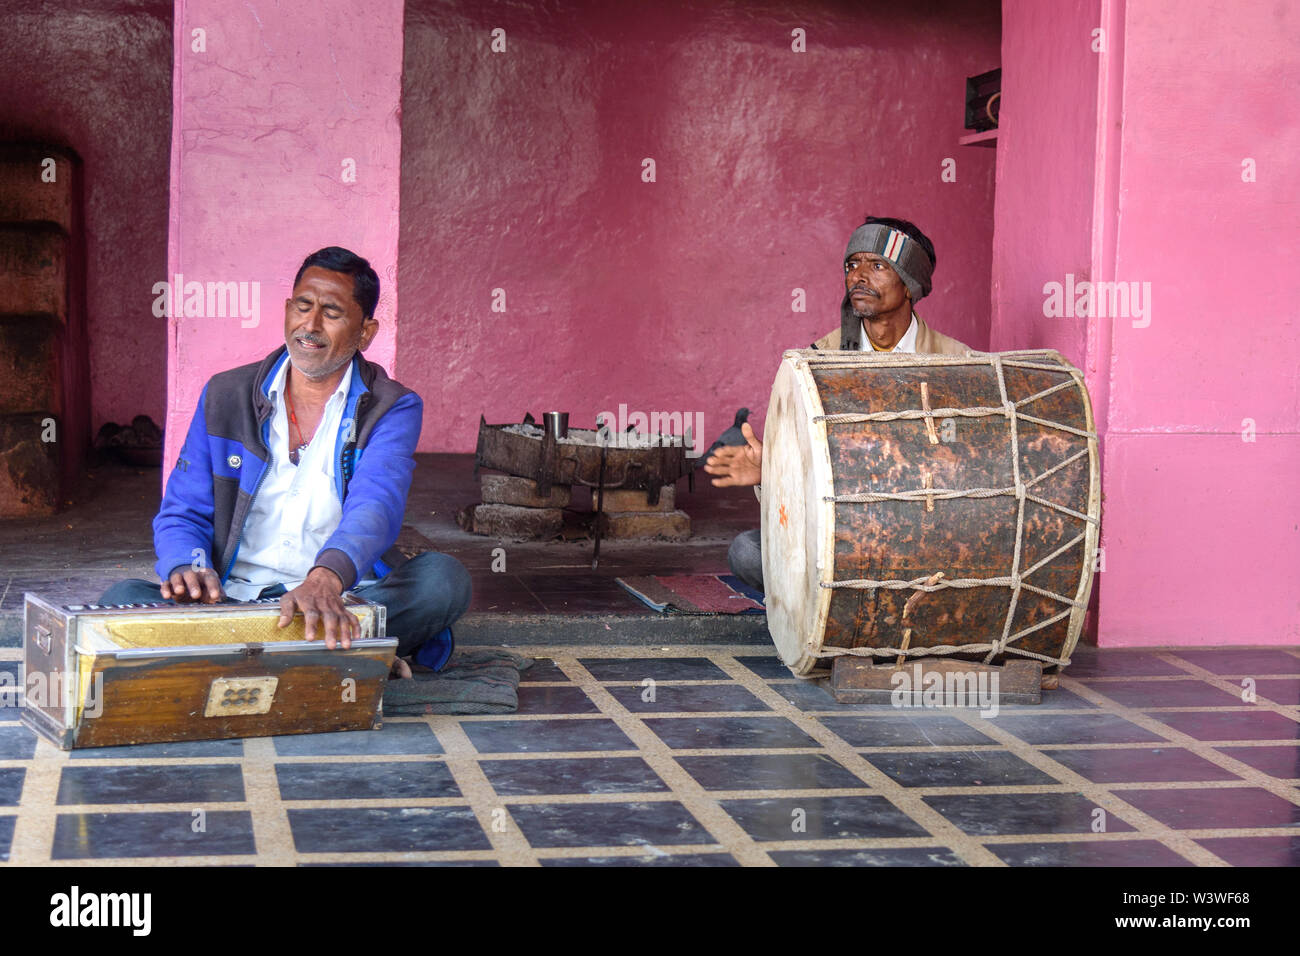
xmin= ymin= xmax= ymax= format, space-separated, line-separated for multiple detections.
xmin=859 ymin=313 xmax=919 ymax=353
xmin=225 ymin=360 xmax=348 ymax=600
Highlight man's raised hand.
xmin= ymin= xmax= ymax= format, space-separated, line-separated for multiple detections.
xmin=703 ymin=422 xmax=763 ymax=487
xmin=279 ymin=566 xmax=359 ymax=649
xmin=162 ymin=566 xmax=224 ymax=604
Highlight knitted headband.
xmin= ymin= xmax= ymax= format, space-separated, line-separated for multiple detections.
xmin=843 ymin=223 xmax=934 ymax=303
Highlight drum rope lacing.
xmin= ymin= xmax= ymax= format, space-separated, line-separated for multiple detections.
xmin=805 ymin=352 xmax=1099 ymax=669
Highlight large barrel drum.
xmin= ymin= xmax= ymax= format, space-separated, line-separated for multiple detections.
xmin=761 ymin=349 xmax=1100 ymax=676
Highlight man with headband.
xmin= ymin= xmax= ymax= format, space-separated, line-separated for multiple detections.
xmin=705 ymin=216 xmax=971 ymax=593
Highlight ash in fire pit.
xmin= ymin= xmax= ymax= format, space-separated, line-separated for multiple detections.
xmin=501 ymin=423 xmax=694 ymax=450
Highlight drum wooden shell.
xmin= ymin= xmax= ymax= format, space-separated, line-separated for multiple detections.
xmin=761 ymin=349 xmax=1100 ymax=676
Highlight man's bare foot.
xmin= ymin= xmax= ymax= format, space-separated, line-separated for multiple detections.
xmin=389 ymin=657 xmax=412 ymax=679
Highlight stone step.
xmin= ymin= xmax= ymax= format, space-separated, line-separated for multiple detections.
xmin=463 ymin=503 xmax=563 ymax=541
xmin=0 ymin=225 xmax=68 ymax=322
xmin=480 ymin=474 xmax=571 ymax=508
xmin=0 ymin=145 xmax=75 ymax=232
xmin=0 ymin=318 xmax=59 ymax=413
xmin=598 ymin=509 xmax=691 ymax=540
xmin=0 ymin=411 xmax=60 ymax=516
xmin=595 ymin=485 xmax=675 ymax=513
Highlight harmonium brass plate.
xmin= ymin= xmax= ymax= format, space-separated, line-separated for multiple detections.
xmin=19 ymin=593 xmax=397 ymax=750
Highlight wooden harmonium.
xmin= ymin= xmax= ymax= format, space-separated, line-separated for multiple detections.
xmin=20 ymin=593 xmax=396 ymax=750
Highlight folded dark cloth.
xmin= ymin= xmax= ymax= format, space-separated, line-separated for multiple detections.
xmin=383 ymin=650 xmax=534 ymax=715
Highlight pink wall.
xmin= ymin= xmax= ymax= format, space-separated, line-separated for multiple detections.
xmin=0 ymin=0 xmax=172 ymax=434
xmin=995 ymin=0 xmax=1300 ymax=646
xmin=1095 ymin=0 xmax=1300 ymax=646
xmin=399 ymin=0 xmax=1002 ymax=452
xmin=165 ymin=0 xmax=405 ymax=471
xmin=990 ymin=0 xmax=1099 ymax=364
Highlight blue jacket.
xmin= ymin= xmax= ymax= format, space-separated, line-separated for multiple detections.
xmin=153 ymin=347 xmax=423 ymax=590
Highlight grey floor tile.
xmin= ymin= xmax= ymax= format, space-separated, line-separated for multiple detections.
xmin=1065 ymin=652 xmax=1191 ymax=678
xmin=1088 ymin=679 xmax=1247 ymax=709
xmin=462 ymin=718 xmax=635 ymax=754
xmin=514 ymin=685 xmax=600 ymax=715
xmin=734 ymin=656 xmax=793 ymax=680
xmin=1167 ymin=650 xmax=1300 ymax=676
xmin=821 ymin=714 xmax=996 ymax=748
xmin=987 ymin=839 xmax=1194 ymax=866
xmin=608 ymin=683 xmax=771 ymax=714
xmin=51 ymin=811 xmax=256 ymax=859
xmin=925 ymin=792 xmax=1137 ymax=836
xmin=479 ymin=756 xmax=667 ymax=796
xmin=675 ymin=752 xmax=866 ymax=791
xmin=1214 ymin=745 xmax=1300 ymax=779
xmin=302 ymin=859 xmax=499 ymax=867
xmin=272 ymin=722 xmax=444 ymax=757
xmin=509 ymin=801 xmax=715 ymax=849
xmin=865 ymin=750 xmax=1058 ymax=788
xmin=1117 ymin=786 xmax=1300 ymax=830
xmin=721 ymin=795 xmax=928 ymax=841
xmin=288 ymin=807 xmax=489 ymax=853
xmin=57 ymin=764 xmax=243 ymax=805
xmin=643 ymin=716 xmax=820 ymax=750
xmin=71 ymin=738 xmax=246 ymax=759
xmin=1044 ymin=746 xmax=1243 ymax=784
xmin=519 ymin=659 xmax=569 ymax=682
xmin=1148 ymin=710 xmax=1300 ymax=743
xmin=0 ymin=724 xmax=36 ymax=760
xmin=579 ymin=658 xmax=729 ymax=681
xmin=1197 ymin=835 xmax=1300 ymax=866
xmin=988 ymin=713 xmax=1168 ymax=746
xmin=0 ymin=768 xmax=22 ymax=806
xmin=769 ymin=846 xmax=965 ymax=866
xmin=541 ymin=852 xmax=739 ymax=866
xmin=275 ymin=760 xmax=460 ymax=800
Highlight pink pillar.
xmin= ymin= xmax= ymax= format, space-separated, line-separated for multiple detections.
xmin=1093 ymin=0 xmax=1300 ymax=647
xmin=995 ymin=0 xmax=1300 ymax=647
xmin=165 ymin=0 xmax=404 ymax=472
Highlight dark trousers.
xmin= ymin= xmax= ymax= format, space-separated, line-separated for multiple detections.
xmin=98 ymin=551 xmax=473 ymax=657
xmin=727 ymin=528 xmax=764 ymax=594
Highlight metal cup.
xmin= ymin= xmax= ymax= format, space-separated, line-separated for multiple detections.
xmin=543 ymin=411 xmax=569 ymax=440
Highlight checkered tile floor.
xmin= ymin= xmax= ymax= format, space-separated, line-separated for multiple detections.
xmin=0 ymin=644 xmax=1296 ymax=866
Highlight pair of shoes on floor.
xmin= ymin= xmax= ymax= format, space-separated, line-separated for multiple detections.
xmin=390 ymin=626 xmax=455 ymax=679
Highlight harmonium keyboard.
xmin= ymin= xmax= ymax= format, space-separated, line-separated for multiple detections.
xmin=20 ymin=593 xmax=397 ymax=749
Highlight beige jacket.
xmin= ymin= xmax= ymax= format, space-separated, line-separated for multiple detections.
xmin=811 ymin=314 xmax=971 ymax=354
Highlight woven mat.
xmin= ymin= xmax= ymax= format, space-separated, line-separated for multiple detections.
xmin=383 ymin=650 xmax=534 ymax=715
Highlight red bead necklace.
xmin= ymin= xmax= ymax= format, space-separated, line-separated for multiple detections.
xmin=285 ymin=381 xmax=313 ymax=465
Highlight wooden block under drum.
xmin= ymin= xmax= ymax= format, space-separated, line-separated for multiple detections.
xmin=480 ymin=474 xmax=571 ymax=508
xmin=597 ymin=486 xmax=675 ymax=512
xmin=829 ymin=657 xmax=1043 ymax=705
xmin=471 ymin=503 xmax=563 ymax=540
xmin=598 ymin=510 xmax=690 ymax=540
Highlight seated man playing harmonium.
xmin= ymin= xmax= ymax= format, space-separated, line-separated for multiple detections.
xmin=706 ymin=216 xmax=970 ymax=593
xmin=100 ymin=246 xmax=471 ymax=675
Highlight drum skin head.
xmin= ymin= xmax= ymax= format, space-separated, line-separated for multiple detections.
xmin=762 ymin=356 xmax=835 ymax=673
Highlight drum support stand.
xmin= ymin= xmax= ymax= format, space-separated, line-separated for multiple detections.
xmin=828 ymin=657 xmax=1046 ymax=705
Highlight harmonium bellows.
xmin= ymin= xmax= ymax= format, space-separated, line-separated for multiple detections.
xmin=21 ymin=594 xmax=396 ymax=750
